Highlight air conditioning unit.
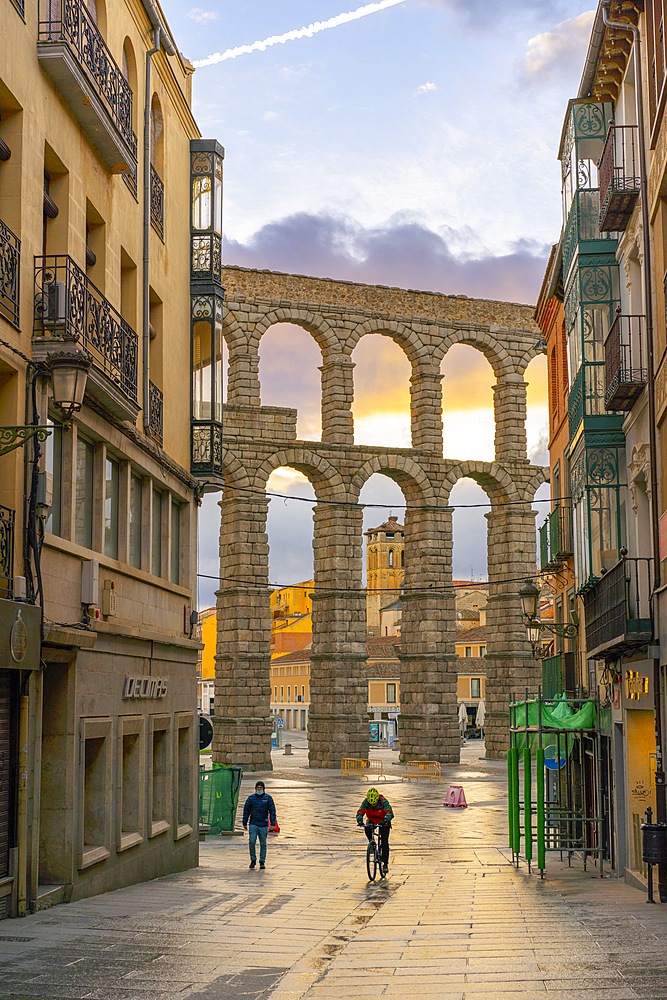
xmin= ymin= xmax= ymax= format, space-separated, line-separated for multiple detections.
xmin=42 ymin=280 xmax=66 ymax=323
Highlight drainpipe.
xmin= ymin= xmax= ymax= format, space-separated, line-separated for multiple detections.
xmin=601 ymin=2 xmax=666 ymax=898
xmin=142 ymin=28 xmax=160 ymax=432
xmin=16 ymin=677 xmax=29 ymax=917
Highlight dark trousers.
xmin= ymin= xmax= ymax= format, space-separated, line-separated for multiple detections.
xmin=365 ymin=823 xmax=390 ymax=864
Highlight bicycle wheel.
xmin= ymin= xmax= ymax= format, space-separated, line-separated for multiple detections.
xmin=366 ymin=841 xmax=378 ymax=881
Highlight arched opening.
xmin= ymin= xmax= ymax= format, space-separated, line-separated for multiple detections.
xmin=441 ymin=344 xmax=495 ymax=461
xmin=121 ymin=38 xmax=138 ymax=131
xmin=360 ymin=474 xmax=406 ymax=638
xmin=352 ymin=335 xmax=411 ymax=447
xmin=450 ymin=478 xmax=489 ymax=583
xmin=360 ymin=474 xmax=405 ymax=742
xmin=150 ymin=93 xmax=164 ymax=174
xmin=525 ymin=354 xmax=549 ymax=467
xmin=266 ymin=467 xmax=315 ymax=733
xmin=258 ymin=324 xmax=322 ymax=440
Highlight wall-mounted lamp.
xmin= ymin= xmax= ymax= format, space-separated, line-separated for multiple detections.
xmin=0 ymin=348 xmax=91 ymax=457
xmin=519 ymin=578 xmax=579 ymax=659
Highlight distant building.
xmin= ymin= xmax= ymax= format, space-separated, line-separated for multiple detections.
xmin=365 ymin=516 xmax=404 ymax=631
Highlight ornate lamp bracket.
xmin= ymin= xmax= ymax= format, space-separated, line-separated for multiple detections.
xmin=0 ymin=426 xmax=51 ymax=457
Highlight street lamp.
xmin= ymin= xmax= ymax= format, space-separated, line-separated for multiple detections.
xmin=47 ymin=349 xmax=90 ymax=423
xmin=0 ymin=349 xmax=90 ymax=456
xmin=519 ymin=578 xmax=579 ymax=658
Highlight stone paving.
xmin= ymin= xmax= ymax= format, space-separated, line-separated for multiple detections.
xmin=1 ymin=741 xmax=667 ymax=999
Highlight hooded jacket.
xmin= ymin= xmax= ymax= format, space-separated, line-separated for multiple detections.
xmin=356 ymin=794 xmax=393 ymax=826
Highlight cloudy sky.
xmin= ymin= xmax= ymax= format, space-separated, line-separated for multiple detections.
xmin=158 ymin=0 xmax=596 ymax=607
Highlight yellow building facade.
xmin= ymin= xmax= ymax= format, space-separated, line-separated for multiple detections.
xmin=0 ymin=0 xmax=215 ymax=917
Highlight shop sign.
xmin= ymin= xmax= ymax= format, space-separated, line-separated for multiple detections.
xmin=122 ymin=676 xmax=168 ymax=699
xmin=10 ymin=610 xmax=28 ymax=663
xmin=626 ymin=670 xmax=649 ymax=701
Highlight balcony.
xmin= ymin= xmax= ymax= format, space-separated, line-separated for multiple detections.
xmin=540 ymin=505 xmax=574 ymax=571
xmin=0 ymin=505 xmax=14 ymax=599
xmin=604 ymin=312 xmax=647 ymax=411
xmin=191 ymin=420 xmax=223 ymax=477
xmin=36 ymin=0 xmax=137 ymax=174
xmin=150 ymin=165 xmax=164 ymax=241
xmin=0 ymin=218 xmax=20 ymax=328
xmin=562 ymin=189 xmax=616 ymax=279
xmin=542 ymin=652 xmax=577 ymax=699
xmin=34 ymin=255 xmax=139 ymax=418
xmin=599 ymin=125 xmax=640 ymax=233
xmin=568 ymin=362 xmax=605 ymax=438
xmin=148 ymin=380 xmax=163 ymax=446
xmin=584 ymin=557 xmax=653 ymax=659
xmin=10 ymin=0 xmax=24 ymax=18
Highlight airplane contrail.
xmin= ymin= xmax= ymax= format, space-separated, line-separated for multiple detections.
xmin=193 ymin=0 xmax=406 ymax=68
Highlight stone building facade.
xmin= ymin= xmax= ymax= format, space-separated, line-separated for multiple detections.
xmin=0 ymin=0 xmax=203 ymax=917
xmin=211 ymin=266 xmax=547 ymax=769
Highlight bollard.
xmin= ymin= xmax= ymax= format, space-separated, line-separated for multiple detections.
xmin=284 ymin=743 xmax=292 ymax=755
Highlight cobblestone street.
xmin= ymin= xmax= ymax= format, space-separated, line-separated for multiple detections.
xmin=2 ymin=743 xmax=667 ymax=1000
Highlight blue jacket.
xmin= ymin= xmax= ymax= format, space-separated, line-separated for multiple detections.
xmin=242 ymin=791 xmax=276 ymax=828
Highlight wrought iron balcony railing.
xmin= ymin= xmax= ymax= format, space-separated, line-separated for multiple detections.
xmin=37 ymin=0 xmax=137 ymax=171
xmin=191 ymin=420 xmax=223 ymax=477
xmin=561 ymin=189 xmax=615 ymax=279
xmin=150 ymin=165 xmax=164 ymax=241
xmin=599 ymin=124 xmax=640 ymax=233
xmin=10 ymin=0 xmax=24 ymax=18
xmin=34 ymin=255 xmax=138 ymax=405
xmin=122 ymin=164 xmax=138 ymax=200
xmin=604 ymin=312 xmax=647 ymax=411
xmin=584 ymin=556 xmax=653 ymax=658
xmin=539 ymin=505 xmax=574 ymax=571
xmin=0 ymin=504 xmax=15 ymax=599
xmin=0 ymin=218 xmax=20 ymax=328
xmin=148 ymin=380 xmax=163 ymax=445
xmin=191 ymin=233 xmax=222 ymax=285
xmin=542 ymin=652 xmax=577 ymax=699
xmin=568 ymin=362 xmax=605 ymax=438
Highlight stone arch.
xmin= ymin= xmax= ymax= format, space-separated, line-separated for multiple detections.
xmin=253 ymin=447 xmax=346 ymax=503
xmin=347 ymin=318 xmax=427 ymax=368
xmin=251 ymin=310 xmax=340 ymax=358
xmin=517 ymin=342 xmax=548 ymax=377
xmin=351 ymin=454 xmax=437 ymax=507
xmin=443 ymin=461 xmax=520 ymax=505
xmin=436 ymin=327 xmax=515 ymax=381
xmin=218 ymin=449 xmax=253 ymax=490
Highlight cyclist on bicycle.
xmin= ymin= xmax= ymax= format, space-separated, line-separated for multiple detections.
xmin=356 ymin=787 xmax=393 ymax=868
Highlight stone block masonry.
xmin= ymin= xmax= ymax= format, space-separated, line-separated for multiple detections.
xmin=213 ymin=266 xmax=547 ymax=769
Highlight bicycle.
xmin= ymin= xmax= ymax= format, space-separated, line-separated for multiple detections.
xmin=363 ymin=822 xmax=388 ymax=881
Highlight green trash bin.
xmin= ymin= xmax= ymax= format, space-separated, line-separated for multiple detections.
xmin=199 ymin=764 xmax=243 ymax=833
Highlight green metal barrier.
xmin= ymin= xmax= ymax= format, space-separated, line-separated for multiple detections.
xmin=523 ymin=747 xmax=532 ymax=864
xmin=536 ymin=746 xmax=545 ymax=873
xmin=199 ymin=763 xmax=243 ymax=833
xmin=508 ymin=747 xmax=520 ymax=855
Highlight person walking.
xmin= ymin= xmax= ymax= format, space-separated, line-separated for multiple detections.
xmin=242 ymin=780 xmax=277 ymax=870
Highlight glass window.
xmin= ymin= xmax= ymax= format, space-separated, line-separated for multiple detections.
xmin=386 ymin=683 xmax=397 ymax=704
xmin=152 ymin=489 xmax=162 ymax=577
xmin=104 ymin=456 xmax=119 ymax=558
xmin=45 ymin=418 xmax=62 ymax=536
xmin=465 ymin=646 xmax=472 ymax=658
xmin=480 ymin=645 xmax=486 ymax=657
xmin=75 ymin=436 xmax=94 ymax=548
xmin=471 ymin=678 xmax=481 ymax=699
xmin=170 ymin=501 xmax=180 ymax=584
xmin=129 ymin=473 xmax=142 ymax=569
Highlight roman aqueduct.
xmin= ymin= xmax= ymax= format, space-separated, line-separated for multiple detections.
xmin=212 ymin=265 xmax=547 ymax=769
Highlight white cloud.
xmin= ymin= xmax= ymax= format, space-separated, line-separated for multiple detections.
xmin=193 ymin=0 xmax=406 ymax=67
xmin=188 ymin=7 xmax=219 ymax=24
xmin=522 ymin=11 xmax=595 ymax=85
xmin=415 ymin=81 xmax=437 ymax=95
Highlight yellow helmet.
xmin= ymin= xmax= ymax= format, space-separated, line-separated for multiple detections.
xmin=366 ymin=787 xmax=380 ymax=806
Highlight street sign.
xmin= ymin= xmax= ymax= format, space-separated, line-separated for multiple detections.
xmin=199 ymin=714 xmax=213 ymax=751
xmin=276 ymin=717 xmax=284 ymax=728
xmin=544 ymin=744 xmax=566 ymax=770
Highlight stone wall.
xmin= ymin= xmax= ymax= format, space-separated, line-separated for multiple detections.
xmin=213 ymin=266 xmax=547 ymax=768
